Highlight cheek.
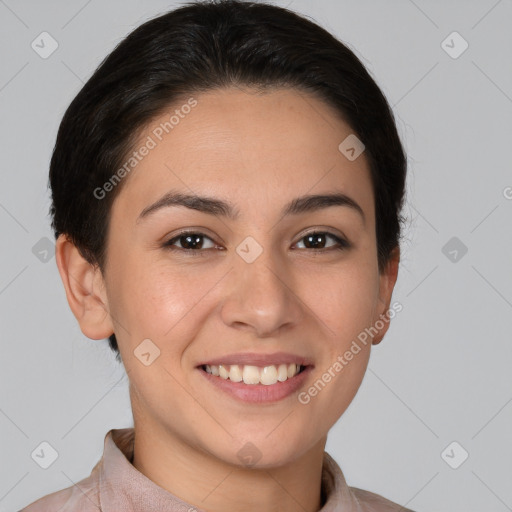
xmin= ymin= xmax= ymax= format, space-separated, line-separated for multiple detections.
xmin=303 ymin=262 xmax=380 ymax=341
xmin=109 ymin=254 xmax=219 ymax=353
xmin=299 ymin=260 xmax=378 ymax=406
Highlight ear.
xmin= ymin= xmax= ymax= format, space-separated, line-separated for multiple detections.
xmin=55 ymin=234 xmax=114 ymax=340
xmin=372 ymin=246 xmax=400 ymax=346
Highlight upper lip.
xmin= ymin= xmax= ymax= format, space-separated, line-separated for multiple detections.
xmin=197 ymin=352 xmax=314 ymax=368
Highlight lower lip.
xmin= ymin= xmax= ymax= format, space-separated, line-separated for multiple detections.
xmin=198 ymin=366 xmax=313 ymax=404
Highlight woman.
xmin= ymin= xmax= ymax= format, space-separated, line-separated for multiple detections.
xmin=21 ymin=0 xmax=412 ymax=510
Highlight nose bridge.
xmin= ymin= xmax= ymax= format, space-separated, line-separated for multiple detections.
xmin=220 ymin=238 xmax=302 ymax=336
xmin=239 ymin=245 xmax=285 ymax=299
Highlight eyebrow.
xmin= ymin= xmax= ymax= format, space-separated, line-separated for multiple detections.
xmin=136 ymin=189 xmax=365 ymax=224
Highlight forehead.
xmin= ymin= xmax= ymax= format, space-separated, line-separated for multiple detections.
xmin=111 ymin=87 xmax=374 ymax=225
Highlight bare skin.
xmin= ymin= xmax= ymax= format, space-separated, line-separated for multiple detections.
xmin=55 ymin=87 xmax=399 ymax=512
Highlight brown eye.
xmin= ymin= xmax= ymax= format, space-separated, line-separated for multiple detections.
xmin=165 ymin=232 xmax=216 ymax=251
xmin=295 ymin=232 xmax=350 ymax=251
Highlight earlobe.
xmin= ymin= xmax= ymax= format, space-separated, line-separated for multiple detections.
xmin=372 ymin=247 xmax=400 ymax=346
xmin=55 ymin=234 xmax=114 ymax=340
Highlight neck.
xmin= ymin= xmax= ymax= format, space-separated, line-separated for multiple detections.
xmin=131 ymin=420 xmax=327 ymax=512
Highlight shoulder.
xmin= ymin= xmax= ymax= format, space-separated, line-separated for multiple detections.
xmin=19 ymin=472 xmax=100 ymax=512
xmin=350 ymin=486 xmax=416 ymax=512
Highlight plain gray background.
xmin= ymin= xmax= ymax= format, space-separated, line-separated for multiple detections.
xmin=1 ymin=1 xmax=511 ymax=511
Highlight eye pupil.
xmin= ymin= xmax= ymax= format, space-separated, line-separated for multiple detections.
xmin=181 ymin=234 xmax=202 ymax=249
xmin=304 ymin=233 xmax=326 ymax=249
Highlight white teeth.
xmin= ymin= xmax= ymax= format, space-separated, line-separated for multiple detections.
xmin=228 ymin=364 xmax=243 ymax=382
xmin=219 ymin=364 xmax=229 ymax=379
xmin=203 ymin=363 xmax=302 ymax=385
xmin=260 ymin=365 xmax=278 ymax=385
xmin=277 ymin=364 xmax=288 ymax=382
xmin=243 ymin=365 xmax=261 ymax=385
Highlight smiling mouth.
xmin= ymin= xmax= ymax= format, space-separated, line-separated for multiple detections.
xmin=199 ymin=363 xmax=307 ymax=386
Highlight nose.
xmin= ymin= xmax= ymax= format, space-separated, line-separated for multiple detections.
xmin=219 ymin=246 xmax=304 ymax=338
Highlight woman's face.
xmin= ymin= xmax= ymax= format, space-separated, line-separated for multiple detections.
xmin=101 ymin=87 xmax=397 ymax=467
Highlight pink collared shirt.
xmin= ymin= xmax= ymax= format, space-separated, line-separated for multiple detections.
xmin=20 ymin=428 xmax=415 ymax=511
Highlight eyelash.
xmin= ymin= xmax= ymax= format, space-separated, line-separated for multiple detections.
xmin=163 ymin=230 xmax=351 ymax=256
